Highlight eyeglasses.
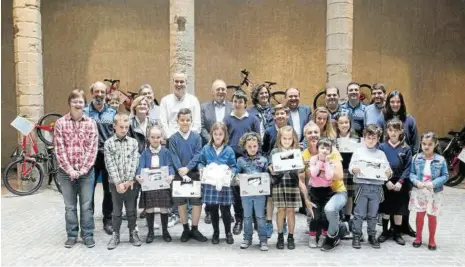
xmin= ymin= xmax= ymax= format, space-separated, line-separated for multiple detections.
xmin=70 ymin=100 xmax=85 ymax=105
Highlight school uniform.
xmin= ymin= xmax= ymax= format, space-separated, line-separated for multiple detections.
xmin=269 ymin=148 xmax=302 ymax=208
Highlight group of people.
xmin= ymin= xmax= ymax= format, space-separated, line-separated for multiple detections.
xmin=53 ymin=73 xmax=448 ymax=253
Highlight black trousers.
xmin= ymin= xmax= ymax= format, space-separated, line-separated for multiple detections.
xmin=232 ymin=185 xmax=243 ymax=221
xmin=92 ymin=152 xmax=113 ymax=224
xmin=109 ymin=183 xmax=138 ymax=232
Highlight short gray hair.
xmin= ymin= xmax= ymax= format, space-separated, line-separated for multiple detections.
xmin=138 ymin=84 xmax=153 ymax=95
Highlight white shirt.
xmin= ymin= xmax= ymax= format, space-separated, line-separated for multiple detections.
xmin=179 ymin=130 xmax=191 ymax=140
xmin=149 ymin=146 xmax=161 ymax=168
xmin=290 ymin=109 xmax=301 ymax=140
xmin=231 ymin=110 xmax=249 ymax=120
xmin=214 ymin=102 xmax=226 ymax=122
xmin=159 ymin=93 xmax=201 ymax=138
xmin=148 ymin=104 xmax=161 ymax=125
xmin=214 ymin=145 xmax=224 ymax=155
xmin=135 ymin=117 xmax=148 ymax=137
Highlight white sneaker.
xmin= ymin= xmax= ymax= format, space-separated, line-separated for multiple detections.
xmin=167 ymin=215 xmax=179 ymax=228
xmin=154 ymin=221 xmax=161 ymax=230
xmin=309 ymin=235 xmax=317 ymax=248
xmin=318 ymin=235 xmax=326 ymax=248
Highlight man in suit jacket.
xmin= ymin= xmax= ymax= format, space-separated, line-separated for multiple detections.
xmin=200 ymin=79 xmax=233 ymax=145
xmin=200 ymin=79 xmax=232 ymax=224
xmin=285 ymin=88 xmax=312 ymax=141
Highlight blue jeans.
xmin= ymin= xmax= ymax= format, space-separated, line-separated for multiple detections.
xmin=242 ymin=195 xmax=266 ymax=242
xmin=59 ymin=168 xmax=95 ymax=238
xmin=324 ymin=191 xmax=347 ymax=237
xmin=353 ymin=184 xmax=383 ymax=236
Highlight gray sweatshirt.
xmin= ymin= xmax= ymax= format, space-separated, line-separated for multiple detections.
xmin=349 ymin=146 xmax=392 ymax=185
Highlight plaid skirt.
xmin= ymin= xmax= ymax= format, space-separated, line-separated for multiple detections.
xmin=343 ymin=169 xmax=355 ymax=197
xmin=139 ymin=189 xmax=172 ymax=209
xmin=272 ymin=173 xmax=302 ymax=208
xmin=202 ymin=184 xmax=233 ymax=205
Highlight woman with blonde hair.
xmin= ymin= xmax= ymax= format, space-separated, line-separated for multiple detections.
xmin=312 ymin=107 xmax=337 ymax=140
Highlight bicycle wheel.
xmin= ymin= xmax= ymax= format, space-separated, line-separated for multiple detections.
xmin=313 ymin=90 xmax=326 ymax=110
xmin=46 ymin=150 xmax=62 ymax=193
xmin=3 ymin=157 xmax=44 ymax=196
xmin=37 ymin=113 xmax=62 ymax=146
xmin=270 ymin=91 xmax=286 ymax=105
xmin=446 ymin=161 xmax=465 ymax=187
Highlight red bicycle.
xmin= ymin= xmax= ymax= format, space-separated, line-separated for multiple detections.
xmin=3 ymin=113 xmax=62 ymax=196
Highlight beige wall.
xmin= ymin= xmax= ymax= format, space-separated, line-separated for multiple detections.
xmin=353 ymin=0 xmax=465 ymax=135
xmin=2 ymin=0 xmax=465 ymax=167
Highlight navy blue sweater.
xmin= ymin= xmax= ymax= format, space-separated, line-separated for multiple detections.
xmin=224 ymin=113 xmax=260 ymax=155
xmin=379 ymin=142 xmax=412 ymax=183
xmin=169 ymin=131 xmax=202 ymax=172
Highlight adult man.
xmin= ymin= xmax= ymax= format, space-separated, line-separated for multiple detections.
xmin=55 ymin=90 xmax=99 ymax=248
xmin=325 ymin=86 xmax=344 ymax=121
xmin=200 ymin=79 xmax=233 ymax=224
xmin=159 ymin=73 xmax=201 ymax=139
xmin=84 ymin=81 xmax=117 ymax=235
xmin=364 ymin=83 xmax=386 ymax=126
xmin=285 ymin=88 xmax=312 ymax=141
xmin=341 ymin=82 xmax=367 ymax=137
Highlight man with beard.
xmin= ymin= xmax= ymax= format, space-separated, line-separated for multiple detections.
xmin=200 ymin=79 xmax=232 ymax=224
xmin=341 ymin=82 xmax=367 ymax=137
xmin=84 ymin=81 xmax=117 ymax=235
xmin=285 ymin=88 xmax=312 ymax=142
xmin=325 ymin=86 xmax=344 ymax=121
xmin=364 ymin=83 xmax=386 ymax=126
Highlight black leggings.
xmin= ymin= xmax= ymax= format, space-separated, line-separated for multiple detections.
xmin=207 ymin=204 xmax=232 ymax=234
xmin=308 ymin=187 xmax=333 ymax=234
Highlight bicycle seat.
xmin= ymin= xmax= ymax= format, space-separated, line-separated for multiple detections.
xmin=127 ymin=91 xmax=138 ymax=97
xmin=448 ymin=131 xmax=460 ymax=136
xmin=264 ymin=81 xmax=277 ymax=86
xmin=227 ymin=85 xmax=241 ymax=90
xmin=46 ymin=145 xmax=54 ymax=150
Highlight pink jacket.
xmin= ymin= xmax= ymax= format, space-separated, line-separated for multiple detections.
xmin=308 ymin=155 xmax=334 ymax=187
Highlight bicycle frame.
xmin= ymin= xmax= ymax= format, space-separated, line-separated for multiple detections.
xmin=17 ymin=124 xmax=53 ymax=177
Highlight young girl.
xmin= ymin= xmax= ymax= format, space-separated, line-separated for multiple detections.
xmin=378 ymin=118 xmax=412 ymax=245
xmin=136 ymin=126 xmax=174 ymax=243
xmin=335 ymin=114 xmax=360 ymax=223
xmin=307 ymin=138 xmax=338 ymax=248
xmin=269 ymin=126 xmax=312 ymax=250
xmin=409 ymin=132 xmax=448 ymax=250
xmin=198 ymin=122 xmax=237 ymax=245
xmin=236 ymin=132 xmax=270 ymax=251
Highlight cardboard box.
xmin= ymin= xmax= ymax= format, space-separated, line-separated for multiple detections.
xmin=239 ymin=173 xmax=271 ymax=196
xmin=272 ymin=149 xmax=305 ymax=172
xmin=172 ymin=181 xmax=201 ymax=198
xmin=140 ymin=167 xmax=170 ymax=191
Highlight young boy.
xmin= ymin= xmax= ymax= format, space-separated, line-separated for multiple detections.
xmin=223 ymin=90 xmax=260 ymax=235
xmin=104 ymin=113 xmax=141 ymax=250
xmin=349 ymin=124 xmax=392 ymax=249
xmin=169 ymin=108 xmax=207 ymax=242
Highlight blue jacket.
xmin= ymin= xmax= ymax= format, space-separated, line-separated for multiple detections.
xmin=136 ymin=146 xmax=175 ymax=176
xmin=198 ymin=144 xmax=237 ymax=175
xmin=409 ymin=153 xmax=448 ymax=193
xmin=84 ymin=103 xmax=116 ymax=151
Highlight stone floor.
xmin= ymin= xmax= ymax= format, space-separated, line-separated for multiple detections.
xmin=1 ymin=184 xmax=465 ymax=266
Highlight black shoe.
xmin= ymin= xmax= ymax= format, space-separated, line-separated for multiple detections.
xmin=129 ymin=230 xmax=142 ymax=247
xmin=107 ymin=232 xmax=120 ymax=250
xmin=204 ymin=213 xmax=212 ymax=224
xmin=393 ymin=232 xmax=406 ymax=246
xmin=377 ymin=231 xmax=390 ymax=243
xmin=413 ymin=240 xmax=422 ymax=248
xmin=352 ymin=235 xmax=361 ymax=249
xmin=212 ymin=232 xmax=220 ymax=244
xmin=181 ymin=230 xmax=190 ymax=242
xmin=402 ymin=224 xmax=416 ymax=237
xmin=64 ymin=237 xmax=77 ymax=248
xmin=428 ymin=244 xmax=437 ymax=250
xmin=83 ymin=237 xmax=95 ymax=248
xmin=139 ymin=210 xmax=146 ymax=219
xmin=103 ymin=223 xmax=113 ymax=235
xmin=146 ymin=230 xmax=155 ymax=244
xmin=230 ymin=217 xmax=235 ymax=223
xmin=190 ymin=229 xmax=208 ymax=242
xmin=162 ymin=231 xmax=172 ymax=242
xmin=368 ymin=235 xmax=380 ymax=249
xmin=276 ymin=236 xmax=285 ymax=250
xmin=321 ymin=235 xmax=340 ymax=251
xmin=287 ymin=237 xmax=295 ymax=250
xmin=233 ymin=221 xmax=243 ymax=235
xmin=226 ymin=233 xmax=234 ymax=244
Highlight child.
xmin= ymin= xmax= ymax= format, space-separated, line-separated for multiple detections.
xmin=269 ymin=125 xmax=313 ymax=250
xmin=169 ymin=108 xmax=207 ymax=242
xmin=224 ymin=90 xmax=260 ymax=235
xmin=108 ymin=92 xmax=121 ymax=111
xmin=378 ymin=118 xmax=412 ymax=246
xmin=104 ymin=113 xmax=141 ymax=250
xmin=198 ymin=122 xmax=237 ymax=245
xmin=307 ymin=138 xmax=337 ymax=248
xmin=409 ymin=132 xmax=448 ymax=250
xmin=136 ymin=126 xmax=175 ymax=243
xmin=335 ymin=114 xmax=360 ymax=224
xmin=349 ymin=124 xmax=392 ymax=249
xmin=236 ymin=132 xmax=270 ymax=251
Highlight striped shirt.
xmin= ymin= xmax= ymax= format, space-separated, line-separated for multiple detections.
xmin=104 ymin=135 xmax=140 ymax=184
xmin=54 ymin=113 xmax=98 ymax=175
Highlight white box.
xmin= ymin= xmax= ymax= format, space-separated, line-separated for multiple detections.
xmin=140 ymin=167 xmax=170 ymax=191
xmin=272 ymin=149 xmax=305 ymax=172
xmin=337 ymin=138 xmax=362 ymax=153
xmin=172 ymin=181 xmax=201 ymax=198
xmin=355 ymin=158 xmax=390 ymax=181
xmin=239 ymin=173 xmax=271 ymax=197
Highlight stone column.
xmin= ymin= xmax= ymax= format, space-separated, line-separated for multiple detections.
xmin=326 ymin=0 xmax=353 ymax=100
xmin=169 ymin=0 xmax=195 ymax=94
xmin=13 ymin=0 xmax=44 ymax=122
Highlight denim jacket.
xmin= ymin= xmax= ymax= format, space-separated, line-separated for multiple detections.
xmin=409 ymin=153 xmax=448 ymax=193
xmin=237 ymin=154 xmax=268 ymax=174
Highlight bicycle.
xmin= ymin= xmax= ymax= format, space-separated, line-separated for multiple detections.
xmin=104 ymin=79 xmax=160 ymax=111
xmin=226 ymin=69 xmax=287 ymax=104
xmin=312 ymin=84 xmax=373 ymax=110
xmin=3 ymin=113 xmax=62 ymax=196
xmin=439 ymin=126 xmax=465 ymax=187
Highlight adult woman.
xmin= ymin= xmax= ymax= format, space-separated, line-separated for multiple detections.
xmin=248 ymin=84 xmax=274 ymax=138
xmin=312 ymin=107 xmax=337 ymax=140
xmin=377 ymin=90 xmax=419 ymax=237
xmin=129 ymin=96 xmax=154 ymax=154
xmin=138 ymin=84 xmax=161 ymax=126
